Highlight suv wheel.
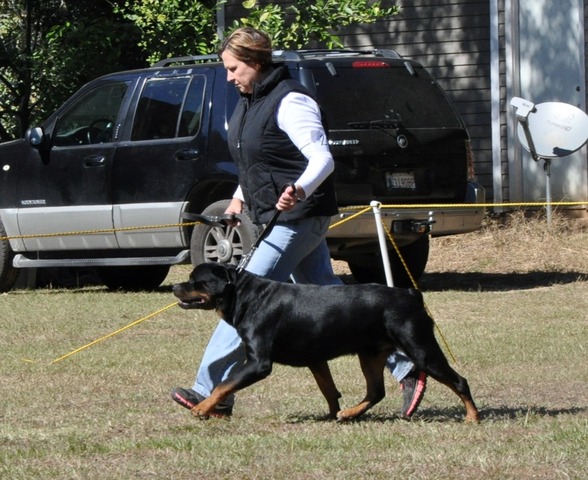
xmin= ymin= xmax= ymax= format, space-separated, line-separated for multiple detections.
xmin=98 ymin=265 xmax=171 ymax=291
xmin=0 ymin=219 xmax=19 ymax=292
xmin=190 ymin=199 xmax=258 ymax=267
xmin=347 ymin=235 xmax=430 ymax=288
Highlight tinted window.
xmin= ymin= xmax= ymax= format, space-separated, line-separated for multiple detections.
xmin=131 ymin=75 xmax=206 ymax=141
xmin=54 ymin=82 xmax=129 ymax=146
xmin=312 ymin=65 xmax=461 ymax=129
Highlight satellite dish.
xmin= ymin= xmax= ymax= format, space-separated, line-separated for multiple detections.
xmin=510 ymin=97 xmax=588 ymax=224
xmin=516 ymin=102 xmax=588 ymax=158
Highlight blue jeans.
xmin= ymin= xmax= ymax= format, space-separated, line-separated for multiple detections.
xmin=192 ymin=215 xmax=413 ymax=404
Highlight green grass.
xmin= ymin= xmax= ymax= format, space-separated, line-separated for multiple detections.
xmin=1 ymin=215 xmax=587 ymax=478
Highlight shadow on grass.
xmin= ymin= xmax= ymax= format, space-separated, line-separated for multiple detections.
xmin=283 ymin=404 xmax=587 ymax=424
xmin=417 ymin=405 xmax=587 ymax=422
xmin=420 ymin=271 xmax=588 ymax=292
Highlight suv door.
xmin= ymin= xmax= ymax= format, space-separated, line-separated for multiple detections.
xmin=112 ymin=71 xmax=213 ymax=250
xmin=16 ymin=81 xmax=131 ymax=251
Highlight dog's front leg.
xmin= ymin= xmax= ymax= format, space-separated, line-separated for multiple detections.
xmin=337 ymin=352 xmax=388 ymax=422
xmin=308 ymin=362 xmax=342 ymax=419
xmin=191 ymin=381 xmax=238 ymax=418
xmin=191 ymin=348 xmax=273 ymax=418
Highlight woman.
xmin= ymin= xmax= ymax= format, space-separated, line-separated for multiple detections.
xmin=171 ymin=27 xmax=426 ymax=418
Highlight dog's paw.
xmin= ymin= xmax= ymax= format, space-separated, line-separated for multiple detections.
xmin=190 ymin=406 xmax=211 ymax=420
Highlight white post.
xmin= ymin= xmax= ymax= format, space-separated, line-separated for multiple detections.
xmin=370 ymin=201 xmax=394 ymax=287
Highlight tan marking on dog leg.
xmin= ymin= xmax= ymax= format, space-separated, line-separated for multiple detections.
xmin=337 ymin=352 xmax=388 ymax=422
xmin=308 ymin=362 xmax=342 ymax=418
xmin=436 ymin=378 xmax=480 ymax=423
xmin=190 ymin=382 xmax=236 ymax=418
xmin=462 ymin=397 xmax=480 ymax=423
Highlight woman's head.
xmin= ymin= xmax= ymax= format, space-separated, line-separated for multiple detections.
xmin=219 ymin=27 xmax=273 ymax=69
xmin=219 ymin=27 xmax=273 ymax=94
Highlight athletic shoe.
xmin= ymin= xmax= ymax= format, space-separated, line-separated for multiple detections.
xmin=171 ymin=387 xmax=233 ymax=418
xmin=400 ymin=370 xmax=427 ymax=418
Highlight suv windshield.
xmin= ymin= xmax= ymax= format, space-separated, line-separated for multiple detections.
xmin=312 ymin=65 xmax=461 ymax=129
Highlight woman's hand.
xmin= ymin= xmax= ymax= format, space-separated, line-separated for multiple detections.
xmin=276 ymin=184 xmax=305 ymax=211
xmin=224 ymin=198 xmax=244 ymax=227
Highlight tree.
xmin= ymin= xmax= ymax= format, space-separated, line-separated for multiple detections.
xmin=0 ymin=0 xmax=142 ymax=141
xmin=114 ymin=0 xmax=220 ymax=65
xmin=237 ymin=0 xmax=399 ymax=49
xmin=0 ymin=0 xmax=398 ymax=141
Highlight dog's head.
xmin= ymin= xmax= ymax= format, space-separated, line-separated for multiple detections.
xmin=173 ymin=262 xmax=237 ymax=311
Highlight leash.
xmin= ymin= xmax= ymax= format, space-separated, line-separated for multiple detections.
xmin=236 ymin=209 xmax=281 ymax=273
xmin=236 ymin=183 xmax=295 ymax=273
xmin=23 ymin=302 xmax=177 ymax=365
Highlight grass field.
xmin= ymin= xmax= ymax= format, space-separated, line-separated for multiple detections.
xmin=1 ymin=212 xmax=587 ymax=479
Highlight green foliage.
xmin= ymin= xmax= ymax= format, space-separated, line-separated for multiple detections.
xmin=0 ymin=0 xmax=142 ymax=141
xmin=34 ymin=18 xmax=142 ymax=117
xmin=238 ymin=0 xmax=399 ymax=49
xmin=0 ymin=0 xmax=398 ymax=141
xmin=114 ymin=0 xmax=221 ymax=64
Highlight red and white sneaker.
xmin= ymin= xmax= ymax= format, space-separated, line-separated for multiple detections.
xmin=400 ymin=370 xmax=427 ymax=418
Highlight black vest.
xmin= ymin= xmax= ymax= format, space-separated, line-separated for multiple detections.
xmin=227 ymin=65 xmax=338 ymax=225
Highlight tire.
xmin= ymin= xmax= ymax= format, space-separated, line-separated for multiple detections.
xmin=190 ymin=199 xmax=259 ymax=267
xmin=0 ymin=219 xmax=19 ymax=292
xmin=348 ymin=235 xmax=430 ymax=288
xmin=98 ymin=265 xmax=171 ymax=291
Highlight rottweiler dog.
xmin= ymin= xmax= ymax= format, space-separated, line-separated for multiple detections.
xmin=173 ymin=262 xmax=479 ymax=423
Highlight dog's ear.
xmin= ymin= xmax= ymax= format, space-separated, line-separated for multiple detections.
xmin=210 ymin=263 xmax=237 ymax=285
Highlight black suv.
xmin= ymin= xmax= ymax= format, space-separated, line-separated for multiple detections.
xmin=0 ymin=49 xmax=485 ymax=291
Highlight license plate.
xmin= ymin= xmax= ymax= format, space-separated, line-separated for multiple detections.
xmin=386 ymin=172 xmax=415 ymax=190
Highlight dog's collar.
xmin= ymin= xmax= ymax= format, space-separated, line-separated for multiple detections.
xmin=215 ymin=281 xmax=236 ymax=316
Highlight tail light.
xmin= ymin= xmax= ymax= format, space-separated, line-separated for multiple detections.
xmin=352 ymin=61 xmax=389 ymax=68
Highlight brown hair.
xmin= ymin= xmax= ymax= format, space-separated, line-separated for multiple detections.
xmin=219 ymin=27 xmax=273 ymax=70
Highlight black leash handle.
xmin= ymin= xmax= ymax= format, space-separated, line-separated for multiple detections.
xmin=181 ymin=212 xmax=236 ymax=227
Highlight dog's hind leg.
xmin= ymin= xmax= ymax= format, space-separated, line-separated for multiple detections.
xmin=424 ymin=363 xmax=479 ymax=423
xmin=308 ymin=362 xmax=342 ymax=419
xmin=336 ymin=352 xmax=388 ymax=422
xmin=400 ymin=329 xmax=480 ymax=423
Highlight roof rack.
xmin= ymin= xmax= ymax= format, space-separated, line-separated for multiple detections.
xmin=272 ymin=48 xmax=402 ymax=60
xmin=153 ymin=48 xmax=403 ymax=68
xmin=152 ymin=54 xmax=219 ymax=67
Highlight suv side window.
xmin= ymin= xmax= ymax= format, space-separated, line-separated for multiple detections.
xmin=131 ymin=75 xmax=206 ymax=141
xmin=53 ymin=82 xmax=129 ymax=146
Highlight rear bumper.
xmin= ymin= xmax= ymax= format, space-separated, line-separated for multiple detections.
xmin=327 ymin=181 xmax=485 ymax=248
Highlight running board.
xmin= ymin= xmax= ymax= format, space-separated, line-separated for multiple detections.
xmin=13 ymin=250 xmax=190 ymax=268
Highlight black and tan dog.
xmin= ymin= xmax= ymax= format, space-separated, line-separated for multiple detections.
xmin=173 ymin=262 xmax=479 ymax=422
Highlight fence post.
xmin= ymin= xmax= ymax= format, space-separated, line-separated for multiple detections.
xmin=370 ymin=201 xmax=394 ymax=287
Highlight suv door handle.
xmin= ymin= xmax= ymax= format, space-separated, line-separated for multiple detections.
xmin=175 ymin=149 xmax=200 ymax=161
xmin=84 ymin=155 xmax=106 ymax=167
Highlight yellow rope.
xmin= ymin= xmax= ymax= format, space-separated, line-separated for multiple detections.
xmin=47 ymin=302 xmax=177 ymax=365
xmin=9 ymin=198 xmax=586 ymax=366
xmin=1 ymin=200 xmax=586 ymax=242
xmin=328 ymin=205 xmax=373 ymax=230
xmin=1 ymin=222 xmax=200 ymax=241
xmin=380 ymin=220 xmax=458 ymax=364
xmin=343 ymin=200 xmax=587 ymax=210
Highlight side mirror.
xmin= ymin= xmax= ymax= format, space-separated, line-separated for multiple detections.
xmin=25 ymin=127 xmax=46 ymax=147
